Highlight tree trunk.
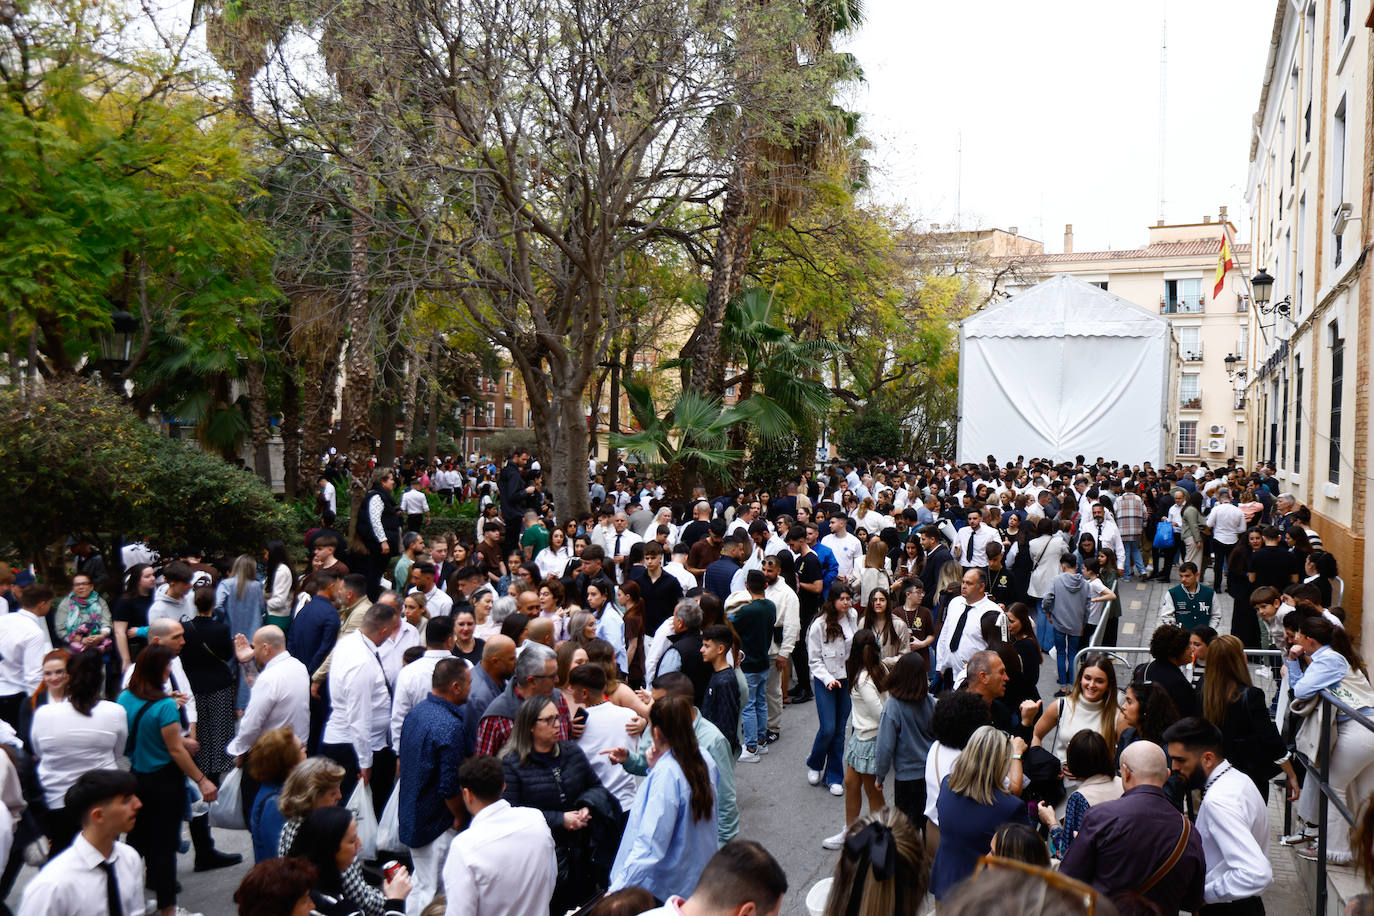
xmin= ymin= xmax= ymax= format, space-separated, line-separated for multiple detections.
xmin=557 ymin=392 xmax=591 ymax=518
xmin=688 ymin=174 xmax=746 ymax=396
xmin=245 ymin=357 xmax=272 ymax=481
xmin=281 ymin=366 xmax=301 ymax=499
xmin=298 ymin=328 xmax=342 ymax=498
xmin=343 ymin=173 xmax=376 ymax=548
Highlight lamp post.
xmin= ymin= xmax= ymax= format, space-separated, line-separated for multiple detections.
xmin=96 ymin=309 xmax=139 ymax=392
xmin=1248 ymin=268 xmax=1289 ymax=316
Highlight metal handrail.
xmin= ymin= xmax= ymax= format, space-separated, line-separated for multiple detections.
xmin=1284 ymin=685 xmax=1374 ymax=915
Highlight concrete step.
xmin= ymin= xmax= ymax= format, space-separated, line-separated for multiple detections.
xmin=1290 ymin=841 xmax=1364 ymax=915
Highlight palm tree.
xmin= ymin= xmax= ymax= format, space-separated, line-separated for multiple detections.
xmin=610 ymin=377 xmax=749 ymax=501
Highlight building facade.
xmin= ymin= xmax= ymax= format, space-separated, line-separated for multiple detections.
xmin=1242 ymin=0 xmax=1372 ymax=648
xmin=1003 ymin=217 xmax=1252 ymax=464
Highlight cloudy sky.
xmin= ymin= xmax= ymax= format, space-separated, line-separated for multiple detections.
xmin=839 ymin=1 xmax=1277 ymax=253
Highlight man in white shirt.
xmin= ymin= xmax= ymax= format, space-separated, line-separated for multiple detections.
xmin=1204 ymin=487 xmax=1247 ymax=588
xmin=954 ymin=510 xmax=997 ymax=571
xmin=726 ymin=501 xmax=760 ymax=538
xmin=321 ymin=603 xmax=401 ymax=815
xmin=319 ymin=474 xmax=337 ymax=515
xmin=400 ymin=478 xmax=430 ymax=532
xmin=819 ymin=515 xmax=863 ymax=581
xmin=606 ymin=511 xmax=641 ymax=574
xmin=409 ymin=562 xmax=453 ymax=618
xmin=1164 ymin=717 xmax=1271 ymax=908
xmin=226 ymin=625 xmax=309 ymax=759
xmin=391 ymin=616 xmax=456 ymax=747
xmin=443 ymin=755 xmax=556 ymax=916
xmin=377 ymin=592 xmax=421 ymax=685
xmin=1079 ymin=503 xmax=1125 ymax=574
xmin=762 ymin=555 xmax=800 ymax=743
xmin=0 ymin=585 xmax=53 ymax=729
xmin=566 ymin=664 xmax=637 ymax=812
xmin=663 ymin=543 xmax=698 ymax=592
xmin=18 ymin=769 xmax=146 ymax=916
xmin=935 ymin=569 xmax=1002 ymax=687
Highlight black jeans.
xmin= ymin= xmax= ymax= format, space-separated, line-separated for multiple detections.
xmin=1201 ymin=898 xmax=1265 ymax=916
xmin=893 ymin=779 xmax=927 ymax=833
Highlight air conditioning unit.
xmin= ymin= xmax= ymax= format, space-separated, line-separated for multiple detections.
xmin=1208 ymin=424 xmax=1226 ymax=436
xmin=1207 ymin=438 xmax=1226 ymax=453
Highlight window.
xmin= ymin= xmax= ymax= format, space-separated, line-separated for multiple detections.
xmin=1178 ymin=327 xmax=1202 ymax=360
xmin=1339 ymin=0 xmax=1351 ymax=39
xmin=1330 ymin=325 xmax=1344 ymax=483
xmin=1293 ymin=357 xmax=1302 ymax=473
xmin=1091 ymin=281 xmax=1108 ymax=291
xmin=485 ymin=401 xmax=495 ymax=424
xmin=1165 ymin=278 xmax=1203 ymax=313
xmin=1180 ymin=373 xmax=1200 ymax=409
xmin=1238 ymin=326 xmax=1248 ymax=360
xmin=1280 ymin=372 xmax=1289 ymax=468
xmin=1334 ymin=97 xmax=1347 ymax=267
xmin=1178 ymin=421 xmax=1198 ymax=457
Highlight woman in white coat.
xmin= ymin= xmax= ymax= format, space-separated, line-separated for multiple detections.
xmin=1025 ymin=518 xmax=1068 ymax=653
xmin=805 ymin=586 xmax=859 ymax=796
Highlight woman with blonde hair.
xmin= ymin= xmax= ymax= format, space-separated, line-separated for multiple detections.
xmin=857 ymin=540 xmax=892 ymax=606
xmin=819 ymin=807 xmax=928 ymax=916
xmin=930 ymin=725 xmax=1029 ymax=899
xmin=1201 ymin=634 xmax=1298 ymax=801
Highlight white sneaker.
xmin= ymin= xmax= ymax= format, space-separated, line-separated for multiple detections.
xmin=757 ymin=742 xmax=769 ymax=754
xmin=738 ymin=748 xmax=761 ymax=763
xmin=829 ymin=783 xmax=844 ymax=797
xmin=807 ymin=768 xmax=822 ymax=786
xmin=822 ymin=830 xmax=847 ymax=849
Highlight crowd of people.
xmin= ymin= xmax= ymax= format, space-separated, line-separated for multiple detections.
xmin=0 ymin=448 xmax=1370 ymax=916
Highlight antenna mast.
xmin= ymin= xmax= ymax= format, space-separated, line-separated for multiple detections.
xmin=1157 ymin=5 xmax=1168 ymax=222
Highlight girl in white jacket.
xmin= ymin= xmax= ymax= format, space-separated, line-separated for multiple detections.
xmin=805 ymin=586 xmax=858 ymax=796
xmin=822 ymin=629 xmax=889 ymax=849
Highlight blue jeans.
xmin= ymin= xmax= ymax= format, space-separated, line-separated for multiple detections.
xmin=807 ymin=677 xmax=850 ymax=787
xmin=1034 ymin=598 xmax=1055 ymax=653
xmin=1054 ymin=630 xmax=1081 ymax=687
xmin=1121 ymin=538 xmax=1146 ymax=578
xmin=741 ymin=669 xmax=769 ymax=750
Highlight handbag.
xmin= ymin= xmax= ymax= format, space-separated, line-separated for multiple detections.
xmin=209 ymin=767 xmax=246 ymax=830
xmin=1152 ymin=520 xmax=1175 ymax=550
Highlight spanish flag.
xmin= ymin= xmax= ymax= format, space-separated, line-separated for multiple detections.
xmin=1214 ymin=234 xmax=1234 ymax=298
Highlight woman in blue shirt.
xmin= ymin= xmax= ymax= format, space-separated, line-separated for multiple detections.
xmin=609 ymin=694 xmax=717 ymax=902
xmin=247 ymin=726 xmax=305 ymax=863
xmin=930 ymin=725 xmax=1028 ymax=899
xmin=118 ymin=644 xmax=220 ymax=916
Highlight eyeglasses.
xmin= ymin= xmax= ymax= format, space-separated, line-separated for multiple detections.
xmin=534 ymin=714 xmax=560 ymax=725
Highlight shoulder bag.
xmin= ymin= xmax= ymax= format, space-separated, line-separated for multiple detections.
xmin=1133 ymin=812 xmax=1192 ymax=896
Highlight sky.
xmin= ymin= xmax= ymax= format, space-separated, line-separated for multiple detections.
xmin=838 ymin=0 xmax=1278 ymax=253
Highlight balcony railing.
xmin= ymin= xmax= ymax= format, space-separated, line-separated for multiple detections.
xmin=1179 ymin=396 xmax=1202 ymax=410
xmin=1180 ymin=344 xmax=1204 ymax=361
xmin=1162 ymin=297 xmax=1205 ymax=314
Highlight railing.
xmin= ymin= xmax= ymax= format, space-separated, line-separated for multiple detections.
xmin=1162 ymin=298 xmax=1205 ymax=314
xmin=1283 ymin=688 xmax=1374 ymax=916
xmin=1180 ymin=345 xmax=1205 ymax=361
xmin=1180 ymin=396 xmax=1202 ymax=410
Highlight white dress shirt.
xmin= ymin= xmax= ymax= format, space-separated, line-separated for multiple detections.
xmin=442 ymin=799 xmax=557 ymax=916
xmin=764 ymin=580 xmax=801 ymax=659
xmin=1205 ymin=502 xmax=1247 ymax=546
xmin=1080 ymin=516 xmax=1125 ymax=566
xmin=322 ymin=631 xmax=393 ymax=766
xmin=1198 ymin=761 xmax=1272 ymax=903
xmin=30 ymin=699 xmax=128 ymax=808
xmin=400 ymin=488 xmax=429 ymax=515
xmin=225 ymin=651 xmax=310 ymax=758
xmin=377 ymin=620 xmax=420 ymax=684
xmin=390 ymin=649 xmax=451 ymax=747
xmin=935 ymin=595 xmax=1000 ymax=679
xmin=577 ymin=702 xmax=639 ymax=810
xmin=954 ymin=524 xmax=997 ymax=568
xmin=17 ymin=835 xmax=146 ymax=916
xmin=0 ymin=610 xmax=49 ymax=695
xmin=662 ymin=561 xmax=697 ymax=592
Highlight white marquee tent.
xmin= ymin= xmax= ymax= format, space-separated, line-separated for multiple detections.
xmin=956 ymin=275 xmax=1175 ymax=465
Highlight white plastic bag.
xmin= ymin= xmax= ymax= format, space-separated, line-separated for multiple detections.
xmin=375 ymin=787 xmax=402 ymax=853
xmin=345 ymin=782 xmax=378 ymax=861
xmin=209 ymin=767 xmax=246 ymax=830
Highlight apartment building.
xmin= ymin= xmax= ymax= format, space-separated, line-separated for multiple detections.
xmin=457 ymin=367 xmax=531 ymax=460
xmin=1242 ymin=0 xmax=1372 ymax=645
xmin=1002 ymin=217 xmax=1252 ymax=464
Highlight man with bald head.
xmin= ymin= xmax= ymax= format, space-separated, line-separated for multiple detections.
xmin=226 ymin=624 xmax=310 ymax=824
xmin=523 ymin=617 xmax=556 ymax=650
xmin=464 ymin=635 xmax=516 ymax=753
xmin=1059 ymin=741 xmax=1205 ymax=913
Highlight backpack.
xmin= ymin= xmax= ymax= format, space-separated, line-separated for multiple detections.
xmin=1152 ymin=520 xmax=1175 ymax=549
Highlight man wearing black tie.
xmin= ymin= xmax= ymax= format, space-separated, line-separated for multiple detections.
xmin=18 ymin=769 xmax=145 ymax=916
xmin=1083 ymin=503 xmax=1126 ymax=575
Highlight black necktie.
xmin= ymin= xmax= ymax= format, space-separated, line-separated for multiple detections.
xmin=99 ymin=860 xmax=123 ymax=916
xmin=168 ymin=672 xmax=190 ymax=730
xmin=614 ymin=534 xmax=622 ymax=556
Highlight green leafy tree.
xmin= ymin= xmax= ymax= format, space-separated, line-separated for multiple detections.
xmin=0 ymin=379 xmax=290 ymax=583
xmin=611 ymin=377 xmax=751 ymax=501
xmin=833 ymin=409 xmax=905 ymax=462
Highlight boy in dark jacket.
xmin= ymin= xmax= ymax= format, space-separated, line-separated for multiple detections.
xmin=699 ymin=625 xmax=742 ymax=754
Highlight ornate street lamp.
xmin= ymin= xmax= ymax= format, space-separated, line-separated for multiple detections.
xmin=97 ymin=309 xmax=140 ymax=387
xmin=1248 ymin=268 xmax=1289 ymax=316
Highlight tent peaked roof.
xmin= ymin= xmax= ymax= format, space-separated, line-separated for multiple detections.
xmin=965 ymin=274 xmax=1169 ymax=339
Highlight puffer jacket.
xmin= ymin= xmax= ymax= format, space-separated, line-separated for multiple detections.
xmin=501 ymin=741 xmax=603 ymax=837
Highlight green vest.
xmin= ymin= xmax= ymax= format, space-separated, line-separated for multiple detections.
xmin=1168 ymin=583 xmax=1215 ymax=630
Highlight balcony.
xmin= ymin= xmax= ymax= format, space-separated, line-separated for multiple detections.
xmin=1234 ymin=394 xmax=1247 ymax=411
xmin=1180 ymin=344 xmax=1204 ymax=362
xmin=1179 ymin=396 xmax=1202 ymax=410
xmin=1161 ymin=297 xmax=1205 ymax=315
